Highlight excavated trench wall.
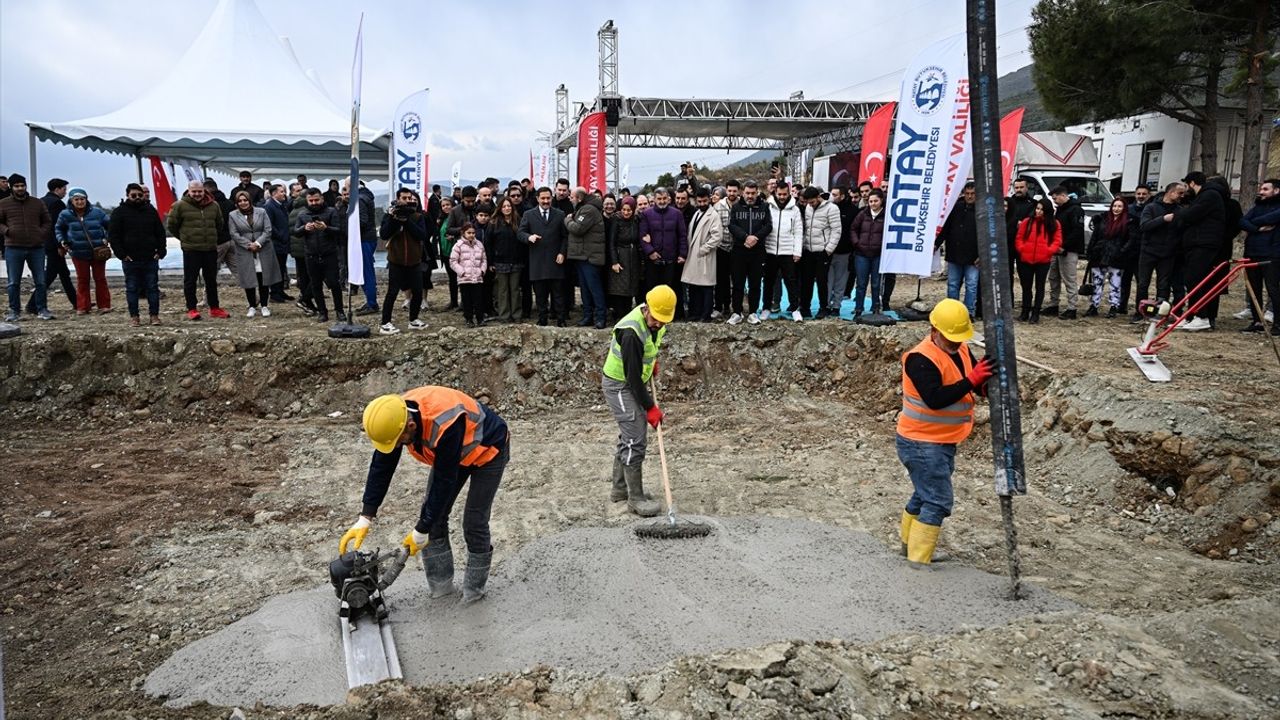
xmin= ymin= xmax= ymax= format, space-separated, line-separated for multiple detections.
xmin=2 ymin=324 xmax=1276 ymax=554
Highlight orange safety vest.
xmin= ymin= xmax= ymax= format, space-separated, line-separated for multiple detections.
xmin=896 ymin=336 xmax=976 ymax=444
xmin=401 ymin=386 xmax=501 ymax=468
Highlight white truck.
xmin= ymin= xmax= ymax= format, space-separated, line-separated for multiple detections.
xmin=1010 ymin=130 xmax=1114 ymax=212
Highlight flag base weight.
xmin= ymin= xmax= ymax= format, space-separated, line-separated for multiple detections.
xmin=329 ymin=321 xmax=371 ymax=339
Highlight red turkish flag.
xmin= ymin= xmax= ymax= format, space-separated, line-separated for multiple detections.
xmin=576 ymin=112 xmax=607 ymax=193
xmin=999 ymin=107 xmax=1026 ymax=194
xmin=148 ymin=156 xmax=175 ymax=219
xmin=858 ymin=102 xmax=896 ymax=187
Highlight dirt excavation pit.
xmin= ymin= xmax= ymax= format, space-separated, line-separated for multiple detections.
xmin=3 ymin=297 xmax=1280 ymax=719
xmin=145 ymin=515 xmax=1072 ymax=708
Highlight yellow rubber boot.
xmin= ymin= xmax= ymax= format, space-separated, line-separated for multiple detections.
xmin=907 ymin=521 xmax=941 ymax=567
xmin=899 ymin=511 xmax=917 ymax=556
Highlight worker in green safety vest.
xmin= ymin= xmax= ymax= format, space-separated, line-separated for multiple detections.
xmin=601 ymin=284 xmax=676 ymax=516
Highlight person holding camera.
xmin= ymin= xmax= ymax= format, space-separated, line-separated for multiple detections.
xmin=294 ymin=188 xmax=345 ymax=323
xmin=378 ymin=188 xmax=431 ymax=334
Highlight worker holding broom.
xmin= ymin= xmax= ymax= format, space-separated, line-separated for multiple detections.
xmin=897 ymin=299 xmax=995 ymax=567
xmin=339 ymin=386 xmax=510 ymax=604
xmin=602 ymin=284 xmax=676 ymax=517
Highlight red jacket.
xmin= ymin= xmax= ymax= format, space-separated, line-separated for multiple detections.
xmin=1015 ymin=217 xmax=1062 ymax=265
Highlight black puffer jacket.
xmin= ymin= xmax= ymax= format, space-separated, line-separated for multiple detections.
xmin=486 ymin=217 xmax=523 ymax=266
xmin=1139 ymin=200 xmax=1181 ymax=259
xmin=940 ymin=201 xmax=978 ymax=265
xmin=108 ymin=199 xmax=167 ymax=261
xmin=1086 ymin=212 xmax=1128 ymax=268
xmin=1175 ymin=182 xmax=1225 ymax=250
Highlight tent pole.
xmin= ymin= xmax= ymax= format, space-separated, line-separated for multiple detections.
xmin=135 ymin=151 xmax=145 ymax=184
xmin=28 ymin=127 xmax=38 ymax=189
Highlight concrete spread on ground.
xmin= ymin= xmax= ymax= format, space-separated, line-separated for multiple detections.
xmin=144 ymin=515 xmax=1075 ymax=708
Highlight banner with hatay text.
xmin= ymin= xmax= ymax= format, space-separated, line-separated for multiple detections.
xmin=576 ymin=112 xmax=607 ymax=193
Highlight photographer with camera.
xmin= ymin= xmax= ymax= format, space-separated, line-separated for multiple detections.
xmin=377 ymin=187 xmax=431 ymax=334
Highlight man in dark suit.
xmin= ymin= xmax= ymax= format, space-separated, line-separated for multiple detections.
xmin=518 ymin=186 xmax=569 ymax=326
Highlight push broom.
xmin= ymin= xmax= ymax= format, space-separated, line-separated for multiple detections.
xmin=633 ymin=375 xmax=712 ymax=540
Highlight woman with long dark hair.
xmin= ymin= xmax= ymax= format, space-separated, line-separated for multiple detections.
xmin=487 ymin=197 xmax=524 ymax=323
xmin=1014 ymin=197 xmax=1062 ymax=323
xmin=1085 ymin=198 xmax=1129 ymax=318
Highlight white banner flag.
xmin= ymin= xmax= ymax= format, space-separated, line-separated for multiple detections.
xmin=346 ymin=15 xmax=365 ymax=288
xmin=533 ymin=150 xmax=552 ymax=189
xmin=450 ymin=161 xmax=462 ymax=191
xmin=937 ymin=77 xmax=972 ymax=233
xmin=390 ymin=88 xmax=429 ymax=202
xmin=881 ymin=33 xmax=969 ymax=277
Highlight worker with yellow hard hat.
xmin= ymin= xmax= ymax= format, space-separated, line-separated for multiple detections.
xmin=896 ymin=299 xmax=996 ymax=567
xmin=600 ymin=284 xmax=675 ymax=516
xmin=339 ymin=386 xmax=510 ymax=604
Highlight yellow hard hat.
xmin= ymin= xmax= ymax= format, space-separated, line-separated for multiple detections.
xmin=646 ymin=285 xmax=676 ymax=323
xmin=363 ymin=394 xmax=408 ymax=454
xmin=929 ymin=298 xmax=974 ymax=342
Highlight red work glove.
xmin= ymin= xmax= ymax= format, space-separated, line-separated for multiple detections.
xmin=965 ymin=358 xmax=996 ymax=389
xmin=646 ymin=405 xmax=665 ymax=428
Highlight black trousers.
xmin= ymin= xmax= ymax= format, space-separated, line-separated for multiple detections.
xmin=1181 ymin=245 xmax=1222 ymax=320
xmin=460 ymin=283 xmax=485 ymax=322
xmin=1136 ymin=252 xmax=1176 ymax=304
xmin=291 ymin=254 xmax=314 ymax=306
xmin=762 ymin=254 xmax=799 ymax=315
xmin=182 ymin=249 xmax=219 ymax=310
xmin=26 ymin=248 xmax=76 ymax=312
xmin=444 ymin=266 xmax=459 ymax=307
xmin=532 ymin=278 xmax=565 ymax=324
xmin=382 ymin=263 xmax=423 ymax=324
xmin=881 ymin=273 xmax=897 ymax=309
xmin=1266 ymin=259 xmax=1280 ymax=320
xmin=306 ymin=253 xmax=344 ymax=316
xmin=714 ymin=248 xmax=733 ymax=314
xmin=644 ymin=261 xmax=685 ymax=318
xmin=425 ymin=441 xmax=509 ymax=553
xmin=1118 ymin=266 xmax=1135 ymax=313
xmin=730 ymin=247 xmax=764 ymax=315
xmin=271 ymin=250 xmax=290 ymax=297
xmin=797 ymin=250 xmax=831 ymax=317
xmin=1017 ymin=261 xmax=1050 ymax=313
xmin=520 ymin=264 xmax=533 ymax=319
xmin=686 ymin=283 xmax=714 ymax=322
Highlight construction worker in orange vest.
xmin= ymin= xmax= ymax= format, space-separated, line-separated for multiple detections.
xmin=339 ymin=386 xmax=510 ymax=604
xmin=897 ymin=298 xmax=995 ymax=567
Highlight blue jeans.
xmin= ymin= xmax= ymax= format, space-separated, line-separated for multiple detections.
xmin=6 ymin=246 xmax=47 ymax=314
xmin=947 ymin=261 xmax=980 ymax=314
xmin=576 ymin=260 xmax=606 ymax=324
xmin=853 ymin=254 xmax=881 ymax=314
xmin=896 ymin=434 xmax=956 ymax=527
xmin=122 ymin=259 xmax=161 ymax=317
xmin=359 ymin=239 xmax=378 ymax=308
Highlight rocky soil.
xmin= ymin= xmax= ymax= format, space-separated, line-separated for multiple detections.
xmin=1 ymin=276 xmax=1277 ymax=719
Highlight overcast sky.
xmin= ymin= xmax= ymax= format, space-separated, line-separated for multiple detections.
xmin=1 ymin=0 xmax=1037 ymax=200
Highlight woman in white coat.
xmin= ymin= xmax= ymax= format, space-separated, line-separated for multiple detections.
xmin=228 ymin=191 xmax=283 ymax=316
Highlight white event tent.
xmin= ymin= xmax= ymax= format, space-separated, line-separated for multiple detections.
xmin=25 ymin=0 xmax=389 ymax=186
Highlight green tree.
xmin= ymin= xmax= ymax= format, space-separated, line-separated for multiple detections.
xmin=1029 ymin=0 xmax=1277 ymax=196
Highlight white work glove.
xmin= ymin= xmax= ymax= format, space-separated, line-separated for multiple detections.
xmin=338 ymin=515 xmax=372 ymax=554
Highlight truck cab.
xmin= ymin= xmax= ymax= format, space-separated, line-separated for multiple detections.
xmin=1011 ymin=132 xmax=1114 ymax=241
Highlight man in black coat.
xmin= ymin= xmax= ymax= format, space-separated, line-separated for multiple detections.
xmin=295 ymin=188 xmax=346 ymax=323
xmin=27 ymin=178 xmax=75 ymax=313
xmin=263 ymin=184 xmax=293 ymax=303
xmin=1134 ymin=182 xmax=1187 ymax=317
xmin=108 ymin=183 xmax=168 ymax=323
xmin=940 ymin=183 xmax=980 ymax=316
xmin=1004 ymin=178 xmax=1036 ymax=283
xmin=518 ymin=186 xmax=569 ymax=326
xmin=1173 ymin=172 xmax=1226 ymax=330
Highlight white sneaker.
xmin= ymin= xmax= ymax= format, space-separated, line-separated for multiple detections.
xmin=747 ymin=313 xmax=761 ymax=325
xmin=757 ymin=310 xmax=771 ymax=322
xmin=710 ymin=310 xmax=723 ymax=320
xmin=791 ymin=310 xmax=803 ymax=322
xmin=408 ymin=319 xmax=428 ymax=330
xmin=1178 ymin=317 xmax=1212 ymax=332
xmin=379 ymin=322 xmax=401 ymax=335
xmin=727 ymin=313 xmax=743 ymax=325
xmin=260 ymin=306 xmax=271 ymax=317
xmin=246 ymin=307 xmax=257 ymax=318
xmin=1233 ymin=307 xmax=1253 ymax=320
xmin=1266 ymin=310 xmax=1274 ymax=323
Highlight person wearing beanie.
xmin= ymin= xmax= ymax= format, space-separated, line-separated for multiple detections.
xmin=0 ymin=173 xmax=55 ymax=320
xmin=56 ymin=186 xmax=114 ymax=314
